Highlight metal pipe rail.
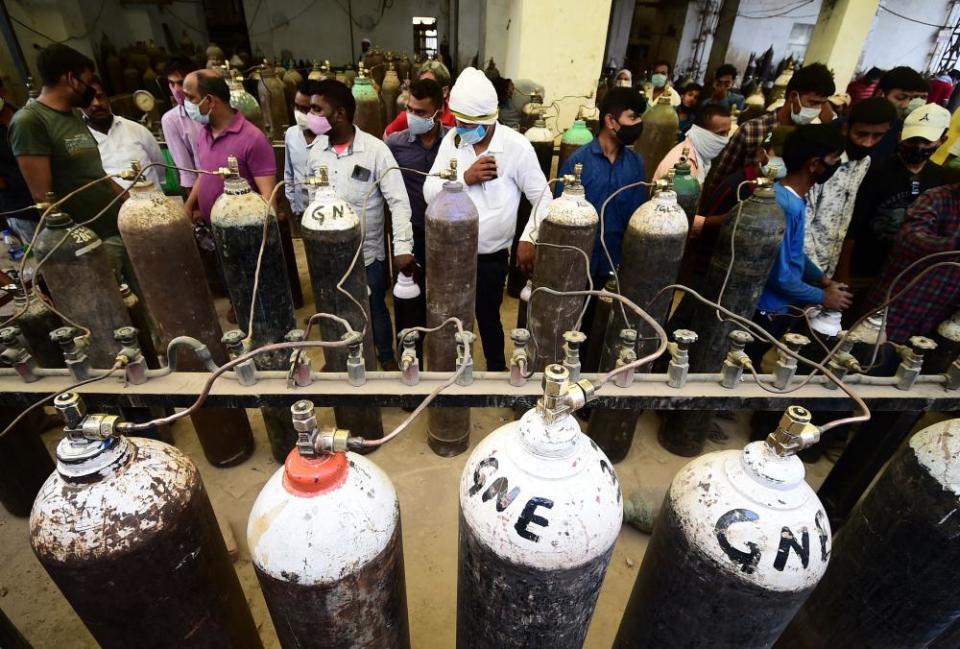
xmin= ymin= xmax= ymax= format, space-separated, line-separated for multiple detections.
xmin=0 ymin=370 xmax=955 ymax=413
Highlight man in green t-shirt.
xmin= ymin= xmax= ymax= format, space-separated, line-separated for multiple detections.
xmin=9 ymin=44 xmax=126 ymax=249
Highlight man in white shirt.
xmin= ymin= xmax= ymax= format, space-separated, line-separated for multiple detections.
xmin=423 ymin=67 xmax=551 ymax=371
xmin=307 ymin=79 xmax=414 ymax=370
xmin=81 ymin=76 xmax=165 ymax=189
xmin=284 ymin=79 xmax=322 ymax=216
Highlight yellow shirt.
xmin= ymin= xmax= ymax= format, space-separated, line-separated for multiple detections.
xmin=932 ymin=105 xmax=960 ymax=164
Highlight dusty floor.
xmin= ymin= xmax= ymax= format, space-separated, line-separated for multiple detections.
xmin=0 ymin=240 xmax=836 ymax=648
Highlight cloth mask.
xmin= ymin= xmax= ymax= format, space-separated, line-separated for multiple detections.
xmin=898 ymin=141 xmax=936 ymax=165
xmin=616 ymin=79 xmax=632 ymax=88
xmin=72 ymin=78 xmax=96 ymax=108
xmin=846 ymin=140 xmax=873 ymax=161
xmin=407 ymin=111 xmax=436 ymax=136
xmin=457 ymin=124 xmax=487 ymax=146
xmin=184 ymin=96 xmax=209 ymax=124
xmin=294 ymin=110 xmax=310 ymax=131
xmin=307 ymin=113 xmax=331 ymax=135
xmin=171 ymin=86 xmax=186 ymax=105
xmin=790 ymin=94 xmax=820 ymax=125
xmin=651 ymin=73 xmax=668 ymax=89
xmin=816 ymin=159 xmax=840 ymax=184
xmin=615 ymin=121 xmax=643 ymax=146
xmin=687 ymin=124 xmax=729 ymax=162
xmin=761 ymin=155 xmax=787 ymax=179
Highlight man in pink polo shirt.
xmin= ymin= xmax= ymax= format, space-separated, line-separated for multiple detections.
xmin=182 ymin=69 xmax=276 ymax=221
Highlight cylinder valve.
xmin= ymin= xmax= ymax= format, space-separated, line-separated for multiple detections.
xmin=895 ymin=335 xmax=938 ymax=391
xmin=114 ymin=326 xmax=147 ymax=385
xmin=562 ymin=330 xmax=587 ymax=381
xmin=0 ymin=326 xmax=38 ymax=383
xmin=667 ymin=329 xmax=697 ymax=389
xmin=399 ymin=331 xmax=420 ymax=386
xmin=720 ymin=329 xmax=754 ymax=388
xmin=509 ymin=328 xmax=531 ymax=387
xmin=221 ymin=329 xmax=257 ymax=386
xmin=455 ymin=330 xmax=477 ymax=386
xmin=613 ymin=328 xmax=638 ymax=388
xmin=825 ymin=330 xmax=863 ymax=389
xmin=50 ymin=326 xmax=90 ymax=381
xmin=774 ymin=332 xmax=811 ymax=390
xmin=342 ymin=331 xmax=366 ymax=387
xmin=285 ymin=329 xmax=312 ymax=388
xmin=766 ymin=405 xmax=821 ymax=456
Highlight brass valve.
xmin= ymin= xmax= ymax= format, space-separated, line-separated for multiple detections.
xmin=766 ymin=405 xmax=820 ymax=457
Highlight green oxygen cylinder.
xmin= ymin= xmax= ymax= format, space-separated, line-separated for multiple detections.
xmin=671 ymin=147 xmax=701 ymax=224
xmin=637 ymin=95 xmax=680 ymax=181
xmin=558 ymin=119 xmax=594 ymax=172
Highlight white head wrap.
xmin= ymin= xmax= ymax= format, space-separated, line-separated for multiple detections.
xmin=449 ymin=67 xmax=499 ymax=124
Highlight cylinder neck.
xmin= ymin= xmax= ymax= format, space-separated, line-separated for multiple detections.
xmin=44 ymin=211 xmax=74 ymax=229
xmin=282 ymin=449 xmax=349 ymax=496
xmin=56 ymin=435 xmax=132 ymax=480
xmin=740 ymin=441 xmax=805 ymax=491
xmin=517 ymin=406 xmax=580 ymax=460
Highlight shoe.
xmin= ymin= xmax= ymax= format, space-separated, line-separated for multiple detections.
xmin=381 ymin=359 xmax=399 ymax=371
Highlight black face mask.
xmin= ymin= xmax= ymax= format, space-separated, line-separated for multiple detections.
xmin=71 ymin=77 xmax=96 ymax=108
xmin=816 ymin=160 xmax=840 ymax=184
xmin=846 ymin=140 xmax=872 ymax=160
xmin=615 ymin=121 xmax=643 ymax=146
xmin=898 ymin=142 xmax=936 ymax=165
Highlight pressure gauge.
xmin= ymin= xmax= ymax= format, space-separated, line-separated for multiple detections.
xmin=133 ymin=90 xmax=155 ymax=113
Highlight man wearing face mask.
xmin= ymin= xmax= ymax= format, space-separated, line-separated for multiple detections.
xmin=642 ymin=60 xmax=681 ymax=108
xmin=182 ymin=70 xmax=277 ymax=223
xmin=702 ymin=62 xmax=835 ymax=211
xmin=804 ymin=97 xmax=897 ymax=279
xmin=384 ymin=60 xmax=456 ymax=136
xmin=846 ymin=103 xmax=949 ymax=313
xmin=9 ymin=44 xmax=126 ymax=244
xmin=307 ymin=80 xmax=414 ymax=371
xmin=655 ymin=104 xmax=731 ymax=182
xmin=81 ymin=77 xmax=166 ymax=190
xmin=283 ymin=79 xmax=323 ymax=217
xmin=423 ymin=67 xmax=552 ymax=371
xmin=868 ymin=66 xmax=930 ymax=163
xmin=160 ymin=57 xmax=201 ymax=199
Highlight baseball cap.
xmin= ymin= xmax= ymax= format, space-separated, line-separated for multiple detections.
xmin=902 ymin=103 xmax=950 ymax=142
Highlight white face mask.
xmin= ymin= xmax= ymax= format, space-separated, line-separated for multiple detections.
xmin=686 ymin=124 xmax=729 ymax=162
xmin=790 ymin=93 xmax=820 ymax=125
xmin=762 ymin=155 xmax=788 ymax=179
xmin=294 ymin=110 xmax=310 ymax=131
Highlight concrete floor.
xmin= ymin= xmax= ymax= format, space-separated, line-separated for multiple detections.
xmin=0 ymin=240 xmax=835 ymax=648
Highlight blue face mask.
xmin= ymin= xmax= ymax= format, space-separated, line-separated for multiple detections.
xmin=408 ymin=111 xmax=437 ymax=136
xmin=457 ymin=124 xmax=487 ymax=146
xmin=185 ymin=96 xmax=210 ymax=124
xmin=651 ymin=73 xmax=668 ymax=88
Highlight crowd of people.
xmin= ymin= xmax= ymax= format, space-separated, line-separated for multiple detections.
xmin=1 ymin=42 xmax=958 ymax=377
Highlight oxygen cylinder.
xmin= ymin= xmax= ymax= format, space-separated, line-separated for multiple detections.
xmin=659 ymin=179 xmax=785 ymax=456
xmin=398 ymin=54 xmax=412 ymax=83
xmin=927 ymin=309 xmax=960 ymax=373
xmin=525 ymin=118 xmax=554 ymax=179
xmin=283 ymin=66 xmax=303 ymax=88
xmin=2 ymin=271 xmax=63 ymax=367
xmin=769 ymin=61 xmax=794 ymax=105
xmin=31 ymin=393 xmax=262 ymax=649
xmin=484 ymin=57 xmax=501 ymax=80
xmin=117 ymin=172 xmax=254 ymax=467
xmin=671 ymin=148 xmax=701 ymax=223
xmin=425 ymin=166 xmax=479 ymax=457
xmin=615 ymin=407 xmax=830 ymax=649
xmin=247 ymin=401 xmax=410 ymax=649
xmin=582 ymin=274 xmax=617 ymax=373
xmin=589 ymin=191 xmax=688 ymax=462
xmin=353 ymin=64 xmax=384 ymax=139
xmin=528 ymin=163 xmax=597 ymax=371
xmin=344 ymin=64 xmax=357 ymax=88
xmin=258 ymin=61 xmax=289 ymax=139
xmin=381 ymin=63 xmax=401 ymax=125
xmin=210 ymin=157 xmax=298 ymax=460
xmin=300 ymin=167 xmax=384 ymax=444
xmin=520 ymin=92 xmax=544 ymax=133
xmin=636 ymin=95 xmax=680 ymax=181
xmin=457 ymin=365 xmax=621 ymax=649
xmin=776 ymin=418 xmax=960 ymax=649
xmin=557 ymin=119 xmax=593 ymax=172
xmin=322 ymin=59 xmax=336 ymax=81
xmin=229 ymin=71 xmax=266 ymax=133
xmin=0 ymin=406 xmax=54 ymax=517
xmin=367 ymin=48 xmax=386 ymax=87
xmin=32 ymin=209 xmax=132 ymax=368
xmin=307 ymin=61 xmax=323 ymax=81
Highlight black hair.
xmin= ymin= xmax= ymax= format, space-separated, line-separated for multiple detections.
xmin=781 ymin=124 xmax=845 ymax=173
xmin=296 ymin=79 xmax=322 ymax=97
xmin=715 ymin=63 xmax=738 ymax=81
xmin=36 ymin=44 xmax=95 ymax=87
xmin=195 ymin=70 xmax=230 ymax=103
xmin=599 ymin=87 xmax=647 ymax=124
xmin=878 ymin=66 xmax=929 ymax=94
xmin=695 ymin=104 xmax=730 ymax=128
xmin=848 ymin=96 xmax=897 ymax=126
xmin=410 ymin=77 xmax=444 ymax=110
xmin=864 ymin=67 xmax=885 ymax=82
xmin=654 ymin=59 xmax=671 ymax=74
xmin=166 ymin=56 xmax=196 ymax=78
xmin=681 ymin=82 xmax=703 ymax=94
xmin=786 ymin=62 xmax=836 ymax=98
xmin=316 ymin=79 xmax=356 ymax=122
xmin=492 ymin=76 xmax=512 ymax=105
xmin=88 ymin=75 xmax=105 ymax=90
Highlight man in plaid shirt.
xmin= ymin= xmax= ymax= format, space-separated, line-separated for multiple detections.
xmin=701 ymin=63 xmax=836 ymax=206
xmin=864 ymin=183 xmax=960 ymax=343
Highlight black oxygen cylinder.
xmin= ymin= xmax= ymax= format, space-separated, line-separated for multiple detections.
xmin=119 ymin=283 xmax=159 ymax=368
xmin=582 ymin=275 xmax=617 ymax=374
xmin=425 ymin=172 xmax=479 ymax=457
xmin=2 ymin=272 xmax=63 ymax=367
xmin=659 ymin=182 xmax=785 ymax=457
xmin=0 ymin=607 xmax=31 ymax=648
xmin=776 ymin=418 xmax=960 ymax=649
xmin=32 ymin=210 xmax=133 ymax=368
xmin=211 ymin=159 xmax=298 ymax=461
xmin=0 ymin=406 xmax=54 ymax=517
xmin=299 ymin=169 xmax=384 ymax=444
xmin=507 ymin=121 xmax=554 ymax=299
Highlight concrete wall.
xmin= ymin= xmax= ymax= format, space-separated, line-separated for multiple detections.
xmin=859 ymin=0 xmax=953 ymax=75
xmin=483 ymin=0 xmax=511 ymax=74
xmin=722 ymin=0 xmax=822 ymax=79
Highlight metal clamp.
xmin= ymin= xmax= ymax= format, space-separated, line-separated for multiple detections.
xmin=720 ymin=329 xmax=755 ymax=388
xmin=766 ymin=405 xmax=820 ymax=456
xmin=0 ymin=326 xmax=38 ymax=383
xmin=438 ymin=158 xmax=458 ymax=180
xmin=114 ymin=327 xmax=147 ymax=385
xmin=221 ymin=329 xmax=257 ymax=386
xmin=538 ymin=364 xmax=596 ymax=424
xmin=343 ymin=331 xmax=366 ymax=387
xmin=824 ymin=330 xmax=863 ymax=389
xmin=285 ymin=329 xmax=312 ymax=388
xmin=561 ymin=330 xmax=587 ymax=381
xmin=613 ymin=328 xmax=638 ymax=388
xmin=291 ymin=399 xmax=350 ymax=456
xmin=773 ymin=333 xmax=810 ymax=390
xmin=50 ymin=326 xmax=91 ymax=381
xmin=53 ymin=392 xmax=123 ymax=468
xmin=509 ymin=328 xmax=531 ymax=387
xmin=455 ymin=330 xmax=477 ymax=386
xmin=399 ymin=331 xmax=420 ymax=386
xmin=895 ymin=335 xmax=937 ymax=391
xmin=667 ymin=329 xmax=697 ymax=389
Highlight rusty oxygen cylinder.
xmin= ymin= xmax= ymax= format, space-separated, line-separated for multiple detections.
xmin=528 ymin=163 xmax=597 ymax=371
xmin=211 ymin=155 xmax=298 ymax=462
xmin=1 ymin=270 xmax=63 ymax=367
xmin=299 ymin=166 xmax=384 ymax=446
xmin=615 ymin=407 xmax=830 ymax=649
xmin=636 ymin=95 xmax=680 ymax=181
xmin=32 ymin=204 xmax=132 ymax=368
xmin=30 ymin=393 xmax=263 ymax=649
xmin=425 ymin=159 xmax=479 ymax=457
xmin=247 ymin=401 xmax=410 ymax=648
xmin=117 ymin=167 xmax=254 ymax=467
xmin=457 ymin=365 xmax=621 ymax=649
xmin=776 ymin=418 xmax=960 ymax=649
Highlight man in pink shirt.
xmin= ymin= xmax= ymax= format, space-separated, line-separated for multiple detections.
xmin=182 ymin=70 xmax=277 ymax=221
xmin=655 ymin=104 xmax=732 ymax=183
xmin=160 ymin=57 xmax=202 ymax=198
